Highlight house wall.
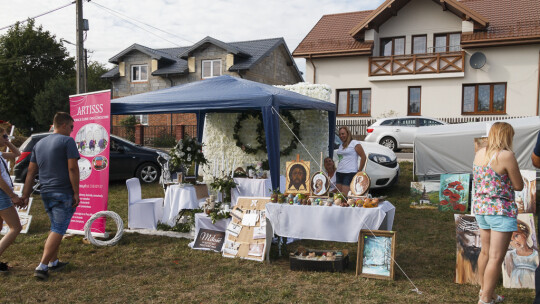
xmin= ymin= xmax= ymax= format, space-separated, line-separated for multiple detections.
xmin=375 ymin=0 xmax=462 ymax=55
xmin=244 ymin=45 xmax=302 ymax=85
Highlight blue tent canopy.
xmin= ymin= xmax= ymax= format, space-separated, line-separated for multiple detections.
xmin=111 ymin=75 xmax=336 ymax=190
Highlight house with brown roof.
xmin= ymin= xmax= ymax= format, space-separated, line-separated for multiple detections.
xmin=294 ymin=0 xmax=540 ymax=121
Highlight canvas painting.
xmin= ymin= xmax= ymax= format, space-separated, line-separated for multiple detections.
xmin=409 ymin=181 xmax=439 ymax=209
xmin=455 ymin=214 xmax=481 ymax=285
xmin=515 ymin=170 xmax=536 ymax=214
xmin=357 ymin=230 xmax=396 ymax=280
xmin=502 ymin=213 xmax=539 ymax=289
xmin=440 ymin=174 xmax=470 ymax=213
xmin=285 ymin=160 xmax=310 ymax=195
xmin=311 ymin=171 xmax=329 ymax=196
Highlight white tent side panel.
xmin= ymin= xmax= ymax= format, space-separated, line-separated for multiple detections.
xmin=414 ymin=117 xmax=540 ymax=176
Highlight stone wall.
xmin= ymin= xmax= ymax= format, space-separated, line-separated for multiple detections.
xmin=244 ymin=45 xmax=302 ymax=85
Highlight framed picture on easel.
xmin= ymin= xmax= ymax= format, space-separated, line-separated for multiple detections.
xmin=285 ymin=156 xmax=310 ymax=195
xmin=311 ymin=171 xmax=329 ymax=196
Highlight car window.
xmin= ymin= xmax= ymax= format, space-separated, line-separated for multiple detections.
xmin=397 ymin=118 xmax=417 ymax=127
xmin=419 ymin=119 xmax=443 ymax=126
xmin=380 ymin=119 xmax=395 ymax=126
xmin=111 ymin=138 xmax=132 ymax=152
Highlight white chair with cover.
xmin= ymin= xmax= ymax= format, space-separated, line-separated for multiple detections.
xmin=126 ymin=178 xmax=164 ymax=229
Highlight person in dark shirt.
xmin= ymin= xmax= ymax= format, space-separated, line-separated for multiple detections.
xmin=22 ymin=112 xmax=80 ymax=280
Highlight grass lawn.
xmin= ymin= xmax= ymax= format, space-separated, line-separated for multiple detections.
xmin=0 ymin=162 xmax=535 ymax=303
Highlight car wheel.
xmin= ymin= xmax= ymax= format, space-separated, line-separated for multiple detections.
xmin=136 ymin=163 xmax=160 ymax=183
xmin=379 ymin=137 xmax=398 ymax=151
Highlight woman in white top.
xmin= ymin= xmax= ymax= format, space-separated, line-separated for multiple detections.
xmin=0 ymin=126 xmax=23 ymax=273
xmin=335 ymin=126 xmax=366 ymax=196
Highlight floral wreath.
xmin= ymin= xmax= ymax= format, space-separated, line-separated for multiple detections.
xmin=232 ymin=110 xmax=300 ymax=156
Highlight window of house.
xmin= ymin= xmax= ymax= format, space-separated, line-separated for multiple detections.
xmin=136 ymin=114 xmax=148 ymax=125
xmin=336 ymin=89 xmax=371 ymax=116
xmin=434 ymin=33 xmax=461 ymax=53
xmin=131 ymin=65 xmax=148 ymax=82
xmin=412 ymin=35 xmax=427 ymax=54
xmin=380 ymin=37 xmax=405 ymax=56
xmin=202 ymin=60 xmax=222 ymax=78
xmin=462 ymin=83 xmax=506 ymax=114
xmin=408 ymin=86 xmax=421 ymax=116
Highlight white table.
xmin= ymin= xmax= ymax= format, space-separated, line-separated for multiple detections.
xmin=188 ymin=213 xmax=231 ymax=251
xmin=265 ymin=201 xmax=395 ymax=243
xmin=231 ymin=176 xmax=286 ymax=206
xmin=162 ymin=184 xmax=203 ymax=226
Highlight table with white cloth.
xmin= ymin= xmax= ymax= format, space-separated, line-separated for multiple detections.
xmin=265 ymin=201 xmax=395 ymax=243
xmin=230 ymin=176 xmax=286 ymax=206
xmin=188 ymin=213 xmax=231 ymax=251
xmin=162 ymin=184 xmax=202 ymax=226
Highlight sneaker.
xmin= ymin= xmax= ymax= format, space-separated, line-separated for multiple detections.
xmin=49 ymin=261 xmax=69 ymax=272
xmin=34 ymin=269 xmax=49 ymax=280
xmin=0 ymin=262 xmax=9 ymax=274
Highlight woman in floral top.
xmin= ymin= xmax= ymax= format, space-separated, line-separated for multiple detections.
xmin=473 ymin=122 xmax=523 ymax=304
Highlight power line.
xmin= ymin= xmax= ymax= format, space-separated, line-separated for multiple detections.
xmin=90 ymin=1 xmax=194 ymax=46
xmin=0 ymin=1 xmax=76 ymax=31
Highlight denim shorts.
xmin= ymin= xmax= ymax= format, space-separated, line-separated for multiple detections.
xmin=475 ymin=214 xmax=517 ymax=232
xmin=41 ymin=192 xmax=76 ymax=235
xmin=336 ymin=172 xmax=357 ymax=186
xmin=0 ymin=189 xmax=13 ymax=211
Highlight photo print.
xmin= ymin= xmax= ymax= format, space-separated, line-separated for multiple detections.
xmin=75 ymin=123 xmax=109 ymax=157
xmin=455 ymin=214 xmax=481 ymax=285
xmin=410 ymin=181 xmax=439 ymax=209
xmin=248 ymin=243 xmax=265 ymax=257
xmin=241 ymin=210 xmax=259 ymax=227
xmin=12 ymin=183 xmax=24 ymax=196
xmin=92 ymin=155 xmax=108 ymax=171
xmin=78 ymin=158 xmax=92 ymax=181
xmin=252 ymin=226 xmax=266 ymax=240
xmin=226 ymin=222 xmax=243 ymax=237
xmin=440 ymin=174 xmax=470 ymax=213
xmin=515 ymin=170 xmax=536 ymax=214
xmin=502 ymin=213 xmax=539 ymax=289
xmin=231 ymin=207 xmax=244 ymax=221
xmin=223 ymin=239 xmax=241 ymax=256
xmin=259 ymin=210 xmax=267 ymax=227
xmin=311 ymin=172 xmax=329 ymax=196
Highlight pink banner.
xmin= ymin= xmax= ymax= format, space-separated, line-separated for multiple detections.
xmin=68 ymin=90 xmax=111 ymax=234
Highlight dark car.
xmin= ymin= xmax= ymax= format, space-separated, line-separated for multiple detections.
xmin=14 ymin=133 xmax=169 ymax=185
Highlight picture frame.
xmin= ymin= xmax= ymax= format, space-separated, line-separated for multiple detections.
xmin=310 ymin=171 xmax=330 ymax=196
xmin=285 ymin=160 xmax=310 ymax=195
xmin=349 ymin=171 xmax=370 ymax=197
xmin=356 ymin=230 xmax=396 ymax=280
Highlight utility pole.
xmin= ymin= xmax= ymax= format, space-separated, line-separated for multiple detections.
xmin=76 ymin=0 xmax=86 ymax=94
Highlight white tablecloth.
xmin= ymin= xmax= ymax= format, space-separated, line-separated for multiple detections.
xmin=265 ymin=201 xmax=395 ymax=243
xmin=231 ymin=176 xmax=286 ymax=205
xmin=162 ymin=184 xmax=201 ymax=226
xmin=188 ymin=213 xmax=231 ymax=251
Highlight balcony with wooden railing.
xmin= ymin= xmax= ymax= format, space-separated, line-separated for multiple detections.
xmin=368 ymin=51 xmax=465 ymax=77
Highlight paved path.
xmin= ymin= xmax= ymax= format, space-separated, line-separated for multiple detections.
xmin=396 ymin=152 xmax=413 ymax=162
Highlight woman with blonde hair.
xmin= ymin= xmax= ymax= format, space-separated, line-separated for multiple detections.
xmin=0 ymin=126 xmax=23 ymax=274
xmin=335 ymin=126 xmax=366 ymax=196
xmin=473 ymin=122 xmax=523 ymax=304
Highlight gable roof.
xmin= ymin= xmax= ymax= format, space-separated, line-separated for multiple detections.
xmin=293 ymin=11 xmax=374 ymax=58
xmin=294 ymin=0 xmax=540 ymax=57
xmin=349 ymin=0 xmax=488 ymax=38
xmin=102 ymin=37 xmax=301 ymax=80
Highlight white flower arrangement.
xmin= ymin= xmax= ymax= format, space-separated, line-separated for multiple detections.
xmin=200 ymin=82 xmax=332 ymax=182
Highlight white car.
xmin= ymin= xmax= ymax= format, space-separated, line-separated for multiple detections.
xmin=333 ymin=135 xmax=399 ymax=189
xmin=364 ymin=116 xmax=446 ymax=151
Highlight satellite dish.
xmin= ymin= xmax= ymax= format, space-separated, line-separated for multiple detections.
xmin=470 ymin=52 xmax=486 ymax=69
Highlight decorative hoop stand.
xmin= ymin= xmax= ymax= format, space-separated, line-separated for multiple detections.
xmin=83 ymin=211 xmax=124 ymax=246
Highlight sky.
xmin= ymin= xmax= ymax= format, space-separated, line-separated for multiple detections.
xmin=0 ymin=0 xmax=385 ymax=77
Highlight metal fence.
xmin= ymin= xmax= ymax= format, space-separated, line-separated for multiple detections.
xmin=111 ymin=125 xmax=197 ymax=148
xmin=336 ymin=116 xmax=528 ymax=138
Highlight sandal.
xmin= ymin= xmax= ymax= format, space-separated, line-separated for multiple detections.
xmin=479 ymin=290 xmax=504 ymax=303
xmin=478 ymin=300 xmax=494 ymax=304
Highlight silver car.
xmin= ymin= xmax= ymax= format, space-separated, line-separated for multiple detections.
xmin=364 ymin=116 xmax=446 ymax=151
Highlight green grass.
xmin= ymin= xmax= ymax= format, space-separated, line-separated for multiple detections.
xmin=0 ymin=162 xmax=535 ymax=303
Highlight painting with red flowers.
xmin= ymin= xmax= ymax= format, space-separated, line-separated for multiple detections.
xmin=439 ymin=174 xmax=470 ymax=213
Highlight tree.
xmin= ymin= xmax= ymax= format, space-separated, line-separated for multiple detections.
xmin=87 ymin=61 xmax=111 ymax=92
xmin=0 ymin=20 xmax=75 ymax=131
xmin=32 ymin=76 xmax=75 ymax=130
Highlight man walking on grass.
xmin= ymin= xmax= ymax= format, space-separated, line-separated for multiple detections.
xmin=22 ymin=112 xmax=80 ymax=280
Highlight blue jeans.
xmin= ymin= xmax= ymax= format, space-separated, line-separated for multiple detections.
xmin=41 ymin=192 xmax=75 ymax=235
xmin=0 ymin=189 xmax=13 ymax=211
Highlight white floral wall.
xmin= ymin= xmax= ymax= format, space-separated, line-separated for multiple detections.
xmin=200 ymin=82 xmax=333 ymax=182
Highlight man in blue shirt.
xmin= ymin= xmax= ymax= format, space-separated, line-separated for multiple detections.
xmin=22 ymin=112 xmax=80 ymax=280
